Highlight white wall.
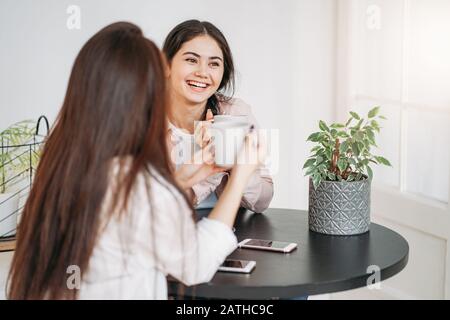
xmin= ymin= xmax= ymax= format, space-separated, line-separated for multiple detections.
xmin=0 ymin=0 xmax=337 ymax=210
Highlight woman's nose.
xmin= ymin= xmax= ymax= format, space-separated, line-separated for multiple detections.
xmin=194 ymin=62 xmax=208 ymax=78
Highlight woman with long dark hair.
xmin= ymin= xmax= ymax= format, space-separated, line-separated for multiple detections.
xmin=163 ymin=20 xmax=274 ymax=212
xmin=7 ymin=22 xmax=265 ymax=299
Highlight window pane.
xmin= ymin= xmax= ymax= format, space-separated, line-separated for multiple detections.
xmin=353 ymin=0 xmax=404 ymax=100
xmin=407 ymin=0 xmax=450 ymax=109
xmin=405 ymin=109 xmax=450 ymax=203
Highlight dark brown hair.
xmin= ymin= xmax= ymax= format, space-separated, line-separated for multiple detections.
xmin=162 ymin=19 xmax=235 ymax=118
xmin=7 ymin=21 xmax=190 ymax=299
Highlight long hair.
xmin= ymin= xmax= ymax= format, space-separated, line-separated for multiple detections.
xmin=162 ymin=19 xmax=235 ymax=119
xmin=7 ymin=21 xmax=190 ymax=299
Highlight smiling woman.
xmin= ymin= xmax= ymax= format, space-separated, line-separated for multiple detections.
xmin=170 ymin=35 xmax=224 ymax=110
xmin=163 ymin=20 xmax=274 ymax=213
xmin=163 ymin=20 xmax=234 ymax=120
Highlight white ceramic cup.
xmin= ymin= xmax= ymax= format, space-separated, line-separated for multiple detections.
xmin=213 ymin=115 xmax=249 ymax=125
xmin=210 ymin=122 xmax=250 ymax=167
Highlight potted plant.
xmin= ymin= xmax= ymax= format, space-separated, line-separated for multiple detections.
xmin=303 ymin=106 xmax=391 ymax=235
xmin=0 ymin=120 xmax=40 ymax=238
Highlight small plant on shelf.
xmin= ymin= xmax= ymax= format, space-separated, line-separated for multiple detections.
xmin=0 ymin=120 xmax=40 ymax=193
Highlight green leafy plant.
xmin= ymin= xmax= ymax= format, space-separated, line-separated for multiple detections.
xmin=303 ymin=106 xmax=392 ymax=189
xmin=0 ymin=120 xmax=40 ymax=194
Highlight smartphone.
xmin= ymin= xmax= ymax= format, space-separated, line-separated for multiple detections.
xmin=218 ymin=259 xmax=256 ymax=273
xmin=238 ymin=239 xmax=297 ymax=253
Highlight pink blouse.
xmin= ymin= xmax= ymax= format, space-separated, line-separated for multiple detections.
xmin=168 ymin=98 xmax=274 ymax=213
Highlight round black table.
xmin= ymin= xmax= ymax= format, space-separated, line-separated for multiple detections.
xmin=168 ymin=208 xmax=409 ymax=299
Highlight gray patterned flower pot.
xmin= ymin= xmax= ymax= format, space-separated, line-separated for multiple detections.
xmin=308 ymin=178 xmax=371 ymax=236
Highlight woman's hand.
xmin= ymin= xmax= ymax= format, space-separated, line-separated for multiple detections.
xmin=194 ymin=109 xmax=214 ymax=148
xmin=207 ymin=127 xmax=268 ymax=228
xmin=174 ymin=142 xmax=226 ymax=191
xmin=231 ymin=126 xmax=267 ymax=183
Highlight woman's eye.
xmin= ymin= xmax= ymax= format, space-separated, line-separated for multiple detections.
xmin=186 ymin=58 xmax=197 ymax=63
xmin=210 ymin=62 xmax=220 ymax=67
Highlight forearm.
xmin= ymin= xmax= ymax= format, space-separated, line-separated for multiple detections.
xmin=208 ymin=172 xmax=249 ymax=228
xmin=185 ymin=187 xmax=197 ymax=204
xmin=215 ymin=171 xmax=274 ymax=213
xmin=167 ymin=218 xmax=237 ymax=286
xmin=152 ymin=191 xmax=237 ymax=286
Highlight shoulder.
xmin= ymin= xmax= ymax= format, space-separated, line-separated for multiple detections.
xmin=108 ymin=157 xmax=184 ymax=206
xmin=218 ymin=97 xmax=253 ymax=116
xmin=119 ymin=164 xmax=191 ymax=226
xmin=141 ymin=166 xmax=184 ymax=204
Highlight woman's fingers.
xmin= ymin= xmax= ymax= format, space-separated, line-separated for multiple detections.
xmin=201 ymin=125 xmax=212 ymax=147
xmin=206 ymin=109 xmax=214 ymax=121
xmin=232 ymin=127 xmax=268 ymax=180
xmin=193 ymin=110 xmax=214 ymax=148
xmin=194 ymin=120 xmax=213 ymax=148
xmin=192 ymin=142 xmax=214 ymax=165
xmin=246 ymin=126 xmax=267 ymax=164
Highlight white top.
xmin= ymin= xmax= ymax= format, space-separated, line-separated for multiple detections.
xmin=78 ymin=161 xmax=237 ymax=299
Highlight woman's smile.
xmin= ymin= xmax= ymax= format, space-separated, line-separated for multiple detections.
xmin=168 ymin=35 xmax=224 ymax=106
xmin=186 ymin=79 xmax=211 ymax=92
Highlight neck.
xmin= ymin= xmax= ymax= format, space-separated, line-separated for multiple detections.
xmin=169 ymin=93 xmax=207 ymax=134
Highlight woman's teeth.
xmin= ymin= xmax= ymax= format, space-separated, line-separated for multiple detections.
xmin=187 ymin=80 xmax=208 ymax=88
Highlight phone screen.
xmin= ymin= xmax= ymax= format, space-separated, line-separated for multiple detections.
xmin=221 ymin=260 xmax=249 ymax=268
xmin=246 ymin=239 xmax=289 ymax=249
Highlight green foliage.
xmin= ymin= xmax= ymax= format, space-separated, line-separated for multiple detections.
xmin=0 ymin=120 xmax=41 ymax=193
xmin=303 ymin=107 xmax=392 ymax=189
